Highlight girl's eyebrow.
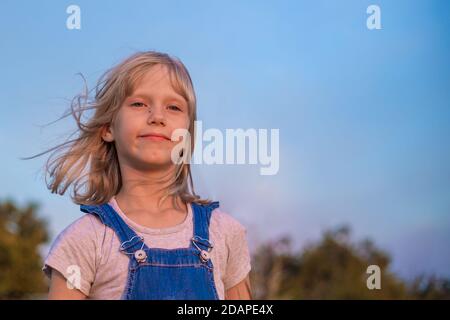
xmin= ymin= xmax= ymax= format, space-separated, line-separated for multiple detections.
xmin=129 ymin=92 xmax=186 ymax=104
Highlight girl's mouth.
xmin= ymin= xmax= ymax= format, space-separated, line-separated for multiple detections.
xmin=139 ymin=134 xmax=170 ymax=141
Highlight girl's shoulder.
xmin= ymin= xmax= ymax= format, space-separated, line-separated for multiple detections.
xmin=54 ymin=212 xmax=105 ymax=243
xmin=42 ymin=212 xmax=107 ymax=296
xmin=209 ymin=206 xmax=248 ymax=239
xmin=46 ymin=211 xmax=107 ymax=261
xmin=208 ymin=206 xmax=252 ymax=290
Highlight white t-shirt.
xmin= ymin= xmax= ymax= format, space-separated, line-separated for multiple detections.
xmin=42 ymin=196 xmax=252 ymax=300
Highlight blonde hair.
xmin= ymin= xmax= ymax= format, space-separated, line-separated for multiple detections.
xmin=21 ymin=51 xmax=212 ymax=208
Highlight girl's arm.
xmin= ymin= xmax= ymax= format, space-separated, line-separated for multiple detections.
xmin=48 ymin=269 xmax=87 ymax=300
xmin=225 ymin=274 xmax=252 ymax=300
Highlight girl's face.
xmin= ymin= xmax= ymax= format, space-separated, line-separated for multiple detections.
xmin=102 ymin=64 xmax=190 ymax=171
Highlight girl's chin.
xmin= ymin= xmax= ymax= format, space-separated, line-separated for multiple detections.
xmin=134 ymin=150 xmax=179 ymax=167
xmin=139 ymin=156 xmax=177 ymax=167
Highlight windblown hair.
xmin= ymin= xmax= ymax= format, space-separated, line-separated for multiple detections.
xmin=22 ymin=51 xmax=211 ymax=208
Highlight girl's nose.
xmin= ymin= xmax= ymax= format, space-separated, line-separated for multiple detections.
xmin=147 ymin=105 xmax=166 ymax=125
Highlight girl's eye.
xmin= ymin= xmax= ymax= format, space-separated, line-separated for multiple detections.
xmin=168 ymin=105 xmax=181 ymax=111
xmin=130 ymin=102 xmax=146 ymax=107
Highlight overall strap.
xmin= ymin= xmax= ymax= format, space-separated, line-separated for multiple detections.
xmin=80 ymin=203 xmax=146 ymax=253
xmin=190 ymin=201 xmax=220 ymax=251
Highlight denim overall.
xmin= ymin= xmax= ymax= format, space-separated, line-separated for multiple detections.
xmin=80 ymin=201 xmax=220 ymax=300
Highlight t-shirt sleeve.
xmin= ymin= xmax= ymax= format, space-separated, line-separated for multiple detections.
xmin=42 ymin=213 xmax=102 ymax=297
xmin=222 ymin=214 xmax=252 ymax=290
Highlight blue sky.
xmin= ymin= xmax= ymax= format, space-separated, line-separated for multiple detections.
xmin=1 ymin=0 xmax=449 ymax=280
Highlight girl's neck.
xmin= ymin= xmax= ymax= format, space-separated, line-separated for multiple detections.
xmin=115 ymin=161 xmax=184 ymax=213
xmin=114 ymin=191 xmax=188 ymax=229
xmin=114 ymin=189 xmax=185 ymax=216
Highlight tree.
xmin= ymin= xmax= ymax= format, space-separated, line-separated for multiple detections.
xmin=251 ymin=225 xmax=409 ymax=299
xmin=0 ymin=198 xmax=49 ymax=299
xmin=408 ymin=274 xmax=450 ymax=299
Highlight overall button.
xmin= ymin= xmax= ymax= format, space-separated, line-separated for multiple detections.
xmin=200 ymin=250 xmax=210 ymax=262
xmin=134 ymin=249 xmax=147 ymax=262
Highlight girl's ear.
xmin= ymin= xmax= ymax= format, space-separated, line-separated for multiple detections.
xmin=101 ymin=124 xmax=114 ymax=142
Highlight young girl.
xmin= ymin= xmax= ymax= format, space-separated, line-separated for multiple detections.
xmin=38 ymin=51 xmax=252 ymax=300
